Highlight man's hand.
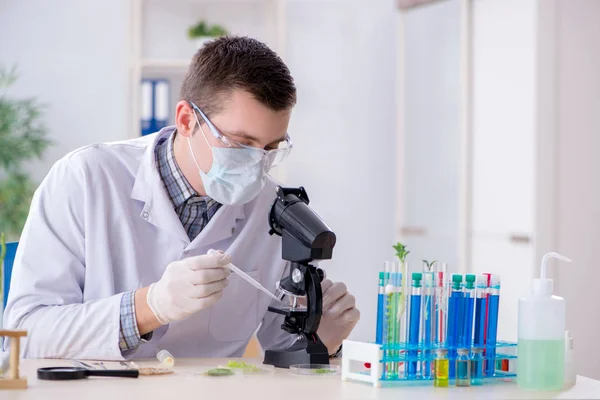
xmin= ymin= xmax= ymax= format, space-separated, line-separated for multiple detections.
xmin=317 ymin=279 xmax=360 ymax=355
xmin=136 ymin=251 xmax=231 ymax=334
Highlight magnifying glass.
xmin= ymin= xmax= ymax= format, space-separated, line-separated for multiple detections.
xmin=38 ymin=367 xmax=139 ymax=380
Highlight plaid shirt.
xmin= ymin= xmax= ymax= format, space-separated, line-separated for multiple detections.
xmin=118 ymin=131 xmax=222 ymax=352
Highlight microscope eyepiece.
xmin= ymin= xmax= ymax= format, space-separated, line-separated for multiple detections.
xmin=268 ymin=186 xmax=336 ymax=263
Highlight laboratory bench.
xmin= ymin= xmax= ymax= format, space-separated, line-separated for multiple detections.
xmin=2 ymin=358 xmax=599 ymax=399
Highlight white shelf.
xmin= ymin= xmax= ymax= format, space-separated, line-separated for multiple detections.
xmin=140 ymin=59 xmax=191 ymax=71
xmin=142 ymin=0 xmax=271 ymax=3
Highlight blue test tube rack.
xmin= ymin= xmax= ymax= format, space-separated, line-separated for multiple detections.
xmin=341 ymin=267 xmax=516 ymax=388
xmin=341 ymin=340 xmax=518 ymax=387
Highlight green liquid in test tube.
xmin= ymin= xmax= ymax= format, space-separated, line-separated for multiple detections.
xmin=384 ymin=262 xmax=401 ymax=379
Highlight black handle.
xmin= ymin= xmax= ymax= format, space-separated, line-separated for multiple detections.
xmin=87 ymin=369 xmax=139 ymax=378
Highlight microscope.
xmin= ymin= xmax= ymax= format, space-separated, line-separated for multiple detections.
xmin=263 ymin=186 xmax=337 ymax=369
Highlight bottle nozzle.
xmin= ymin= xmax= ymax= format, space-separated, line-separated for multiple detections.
xmin=533 ymin=252 xmax=572 ymax=296
xmin=540 ymin=252 xmax=572 ymax=279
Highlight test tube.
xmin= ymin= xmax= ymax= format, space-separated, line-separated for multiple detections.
xmin=376 ymin=262 xmax=392 ymax=344
xmin=399 ymin=261 xmax=409 ymax=344
xmin=485 ymin=274 xmax=500 ymax=376
xmin=383 ymin=262 xmax=401 ymax=379
xmin=473 ymin=275 xmax=488 ymax=351
xmin=461 ymin=274 xmax=476 ymax=348
xmin=406 ymin=273 xmax=422 ymax=378
xmin=470 ymin=348 xmax=484 ymax=385
xmin=447 ymin=274 xmax=464 ymax=379
xmin=456 ymin=348 xmax=471 ymax=386
xmin=434 ymin=265 xmax=448 ymax=346
xmin=421 ymin=270 xmax=435 ymax=379
xmin=393 ymin=266 xmax=404 ymax=378
xmin=434 ymin=348 xmax=449 ymax=387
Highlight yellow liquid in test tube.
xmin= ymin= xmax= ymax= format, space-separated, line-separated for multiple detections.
xmin=434 ymin=358 xmax=449 ymax=387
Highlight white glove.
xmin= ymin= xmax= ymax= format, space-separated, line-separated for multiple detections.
xmin=317 ymin=279 xmax=360 ymax=355
xmin=147 ymin=252 xmax=231 ymax=325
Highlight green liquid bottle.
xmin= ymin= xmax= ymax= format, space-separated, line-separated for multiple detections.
xmin=517 ymin=339 xmax=564 ymax=390
xmin=517 ymin=252 xmax=571 ymax=391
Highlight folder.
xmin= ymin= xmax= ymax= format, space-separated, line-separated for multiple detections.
xmin=140 ymin=79 xmax=170 ymax=136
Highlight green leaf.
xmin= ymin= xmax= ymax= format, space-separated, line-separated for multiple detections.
xmin=0 ymin=172 xmax=36 ymax=238
xmin=0 ymin=232 xmax=5 ymax=263
xmin=208 ymin=25 xmax=227 ymax=37
xmin=225 ymin=360 xmax=259 ymax=372
xmin=1 ymin=232 xmax=5 ymax=303
xmin=204 ymin=368 xmax=234 ymax=376
xmin=422 ymin=260 xmax=437 ymax=271
xmin=188 ymin=20 xmax=228 ymax=38
xmin=392 ymin=242 xmax=410 ymax=263
xmin=314 ymin=368 xmax=335 ymax=374
xmin=0 ymin=64 xmax=51 ymax=238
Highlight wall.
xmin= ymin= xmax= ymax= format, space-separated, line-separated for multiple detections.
xmin=398 ymin=0 xmax=461 ymax=273
xmin=0 ymin=0 xmax=398 ymax=343
xmin=0 ymin=0 xmax=132 ymax=182
xmin=470 ymin=0 xmax=538 ymax=342
xmin=284 ymin=0 xmax=398 ymax=342
xmin=554 ymin=0 xmax=600 ymax=380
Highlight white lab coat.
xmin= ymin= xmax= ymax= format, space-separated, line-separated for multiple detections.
xmin=3 ymin=127 xmax=294 ymax=360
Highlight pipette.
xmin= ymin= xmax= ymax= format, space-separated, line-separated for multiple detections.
xmin=207 ymin=249 xmax=282 ymax=303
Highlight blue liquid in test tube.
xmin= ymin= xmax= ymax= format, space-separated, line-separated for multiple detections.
xmin=461 ymin=274 xmax=476 ymax=348
xmin=473 ymin=275 xmax=488 ymax=351
xmin=376 ymin=262 xmax=391 ymax=344
xmin=407 ymin=272 xmax=422 ymax=378
xmin=485 ymin=275 xmax=501 ymax=376
xmin=447 ymin=274 xmax=463 ymax=379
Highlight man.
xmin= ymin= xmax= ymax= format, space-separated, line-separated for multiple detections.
xmin=3 ymin=36 xmax=359 ymax=360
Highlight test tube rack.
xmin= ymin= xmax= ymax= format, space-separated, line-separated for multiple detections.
xmin=341 ymin=339 xmax=517 ymax=388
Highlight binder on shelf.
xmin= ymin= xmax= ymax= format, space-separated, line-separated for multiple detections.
xmin=140 ymin=78 xmax=170 ymax=136
xmin=141 ymin=80 xmax=153 ymax=136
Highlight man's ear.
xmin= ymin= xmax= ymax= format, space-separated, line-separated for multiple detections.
xmin=175 ymin=101 xmax=196 ymax=138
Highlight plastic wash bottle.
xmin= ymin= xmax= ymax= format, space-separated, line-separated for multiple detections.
xmin=517 ymin=252 xmax=571 ymax=390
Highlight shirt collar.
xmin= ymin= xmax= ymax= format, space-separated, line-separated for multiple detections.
xmin=156 ymin=130 xmax=218 ymax=209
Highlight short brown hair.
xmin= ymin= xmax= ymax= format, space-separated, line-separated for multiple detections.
xmin=180 ymin=36 xmax=296 ymax=117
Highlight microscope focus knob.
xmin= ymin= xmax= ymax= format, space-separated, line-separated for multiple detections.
xmin=292 ymin=268 xmax=303 ymax=283
xmin=316 ymin=267 xmax=326 ymax=282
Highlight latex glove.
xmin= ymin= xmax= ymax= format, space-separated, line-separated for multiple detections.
xmin=317 ymin=279 xmax=360 ymax=355
xmin=147 ymin=252 xmax=231 ymax=325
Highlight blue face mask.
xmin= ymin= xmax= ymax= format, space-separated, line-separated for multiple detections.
xmin=187 ymin=116 xmax=268 ymax=206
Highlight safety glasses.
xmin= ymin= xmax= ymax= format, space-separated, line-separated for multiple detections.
xmin=189 ymin=101 xmax=293 ymax=168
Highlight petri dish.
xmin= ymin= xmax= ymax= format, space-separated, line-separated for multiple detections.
xmin=289 ymin=364 xmax=341 ymax=376
xmin=186 ymin=366 xmax=242 ymax=380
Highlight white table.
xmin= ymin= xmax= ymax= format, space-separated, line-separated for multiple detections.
xmin=1 ymin=358 xmax=599 ymax=399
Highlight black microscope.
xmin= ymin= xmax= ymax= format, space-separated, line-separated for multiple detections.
xmin=263 ymin=186 xmax=337 ymax=369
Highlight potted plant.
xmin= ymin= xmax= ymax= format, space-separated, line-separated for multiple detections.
xmin=0 ymin=65 xmax=49 ymax=337
xmin=187 ymin=20 xmax=228 ymax=49
xmin=0 ymin=66 xmax=51 ymax=241
xmin=1 ymin=233 xmax=5 ymax=314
